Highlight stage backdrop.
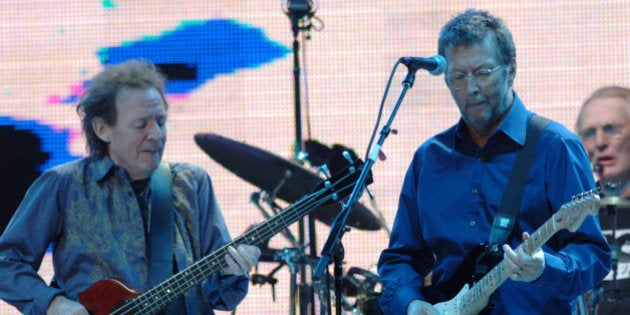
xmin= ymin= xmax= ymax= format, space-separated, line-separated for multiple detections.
xmin=1 ymin=1 xmax=629 ymax=314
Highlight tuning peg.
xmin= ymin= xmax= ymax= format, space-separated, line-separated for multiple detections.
xmin=342 ymin=151 xmax=356 ymax=173
xmin=317 ymin=164 xmax=330 ymax=179
xmin=342 ymin=151 xmax=353 ymax=163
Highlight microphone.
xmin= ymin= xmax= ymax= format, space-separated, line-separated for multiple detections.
xmin=285 ymin=0 xmax=314 ymax=18
xmin=399 ymin=55 xmax=446 ymax=76
xmin=593 ymin=162 xmax=603 ymax=178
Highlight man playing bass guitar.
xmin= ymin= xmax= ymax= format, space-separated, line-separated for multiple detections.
xmin=0 ymin=60 xmax=260 ymax=315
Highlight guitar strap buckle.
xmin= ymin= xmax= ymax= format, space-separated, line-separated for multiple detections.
xmin=489 ymin=214 xmax=514 ymax=252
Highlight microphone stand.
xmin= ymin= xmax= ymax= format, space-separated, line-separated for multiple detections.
xmin=313 ymin=65 xmax=420 ymax=314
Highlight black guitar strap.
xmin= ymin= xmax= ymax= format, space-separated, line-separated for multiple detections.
xmin=149 ymin=162 xmax=185 ymax=313
xmin=149 ymin=162 xmax=174 ymax=285
xmin=488 ymin=115 xmax=550 ymax=251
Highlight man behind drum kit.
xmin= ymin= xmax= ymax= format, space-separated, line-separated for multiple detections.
xmin=576 ymin=85 xmax=630 ymax=314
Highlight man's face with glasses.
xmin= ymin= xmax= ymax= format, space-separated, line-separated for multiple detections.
xmin=444 ymin=35 xmax=514 ymax=138
xmin=578 ymin=96 xmax=630 ymax=186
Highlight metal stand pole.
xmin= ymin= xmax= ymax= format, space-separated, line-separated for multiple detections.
xmin=285 ymin=2 xmax=316 ymax=314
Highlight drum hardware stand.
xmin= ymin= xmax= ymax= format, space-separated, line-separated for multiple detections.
xmin=332 ymin=228 xmax=350 ymax=314
xmin=283 ymin=1 xmax=318 ymax=314
xmin=251 ymin=262 xmax=283 ymax=302
xmin=250 ymin=169 xmax=300 ymax=247
xmin=251 ymin=246 xmax=315 ymax=307
xmin=588 ymin=286 xmax=604 ymax=315
xmin=281 ymin=246 xmax=315 ymax=315
xmin=312 ymin=248 xmax=354 ymax=315
xmin=366 ymin=188 xmax=391 ymax=237
xmin=595 ymin=174 xmax=630 ymax=307
xmin=606 ymin=201 xmax=620 ymax=295
xmin=250 ymin=168 xmax=307 ymax=312
xmin=251 ymin=166 xmax=316 ymax=313
xmin=251 ymin=170 xmax=318 ymax=314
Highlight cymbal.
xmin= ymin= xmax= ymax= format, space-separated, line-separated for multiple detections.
xmin=600 ymin=196 xmax=630 ymax=209
xmin=618 ymin=252 xmax=630 ymax=263
xmin=194 ymin=133 xmax=381 ymax=231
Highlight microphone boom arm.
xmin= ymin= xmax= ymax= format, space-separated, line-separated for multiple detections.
xmin=313 ymin=68 xmax=418 ymax=283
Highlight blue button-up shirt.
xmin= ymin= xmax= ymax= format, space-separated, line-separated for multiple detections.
xmin=0 ymin=156 xmax=249 ymax=314
xmin=378 ymin=94 xmax=611 ymax=314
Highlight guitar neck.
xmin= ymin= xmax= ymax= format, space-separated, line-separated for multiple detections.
xmin=467 ymin=214 xmax=558 ymax=303
xmin=456 ymin=191 xmax=598 ymax=311
xmin=114 ymin=183 xmax=336 ymax=314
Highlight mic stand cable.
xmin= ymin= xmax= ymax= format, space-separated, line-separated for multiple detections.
xmin=313 ymin=62 xmax=421 ymax=315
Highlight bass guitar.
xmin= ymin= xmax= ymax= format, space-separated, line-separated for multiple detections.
xmin=424 ymin=190 xmax=601 ymax=314
xmin=78 ymin=158 xmax=371 ymax=315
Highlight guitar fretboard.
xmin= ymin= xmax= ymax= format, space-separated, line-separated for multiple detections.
xmin=110 ymin=164 xmax=361 ymax=314
xmin=454 ymin=191 xmax=598 ymax=312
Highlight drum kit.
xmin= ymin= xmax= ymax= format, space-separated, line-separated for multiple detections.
xmin=581 ymin=190 xmax=630 ymax=314
xmin=194 ymin=133 xmax=385 ymax=314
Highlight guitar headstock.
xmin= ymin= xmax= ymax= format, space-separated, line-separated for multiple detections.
xmin=312 ymin=157 xmax=372 ymax=206
xmin=557 ymin=190 xmax=601 ymax=232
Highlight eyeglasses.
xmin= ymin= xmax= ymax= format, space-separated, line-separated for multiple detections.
xmin=579 ymin=123 xmax=625 ymax=142
xmin=446 ymin=64 xmax=504 ymax=91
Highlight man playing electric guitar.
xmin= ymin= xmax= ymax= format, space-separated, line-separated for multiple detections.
xmin=378 ymin=9 xmax=611 ymax=315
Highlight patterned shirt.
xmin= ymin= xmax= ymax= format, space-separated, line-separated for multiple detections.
xmin=0 ymin=156 xmax=249 ymax=314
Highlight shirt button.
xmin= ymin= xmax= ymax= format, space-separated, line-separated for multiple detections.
xmin=472 ymin=188 xmax=478 ymax=194
xmin=469 ymin=221 xmax=476 ymax=226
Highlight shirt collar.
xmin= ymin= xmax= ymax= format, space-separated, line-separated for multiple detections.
xmin=87 ymin=155 xmax=118 ymax=182
xmin=455 ymin=92 xmax=528 ymax=147
xmin=498 ymin=92 xmax=528 ymax=147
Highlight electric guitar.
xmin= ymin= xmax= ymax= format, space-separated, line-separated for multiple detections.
xmin=423 ymin=190 xmax=601 ymax=315
xmin=78 ymin=158 xmax=371 ymax=315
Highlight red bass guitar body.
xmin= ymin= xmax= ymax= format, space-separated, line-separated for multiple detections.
xmin=78 ymin=279 xmax=142 ymax=315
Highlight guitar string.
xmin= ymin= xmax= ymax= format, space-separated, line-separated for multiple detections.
xmin=453 ymin=192 xmax=595 ymax=312
xmin=456 ymin=216 xmax=555 ymax=311
xmin=112 ymin=165 xmax=362 ymax=314
xmin=116 ymin=187 xmax=332 ymax=314
xmin=458 ymin=192 xmax=594 ymax=311
xmin=117 ymin=188 xmax=332 ymax=315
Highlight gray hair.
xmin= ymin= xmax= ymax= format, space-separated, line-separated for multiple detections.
xmin=438 ymin=9 xmax=516 ymax=66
